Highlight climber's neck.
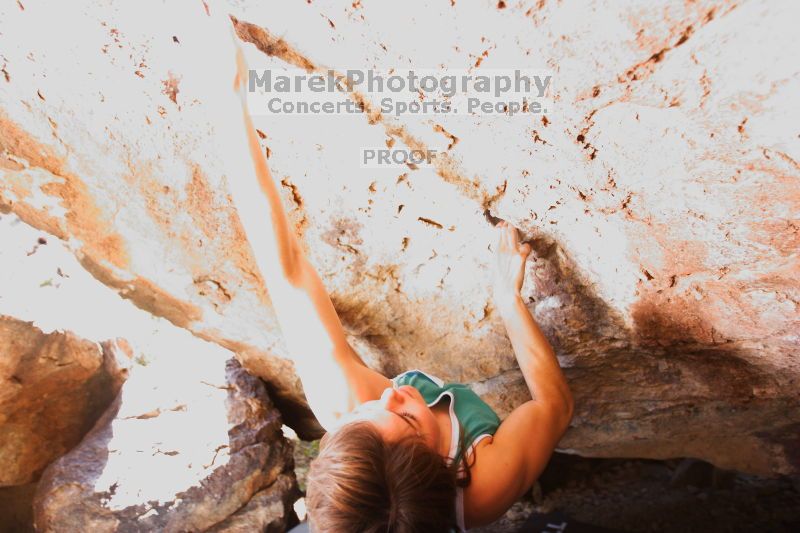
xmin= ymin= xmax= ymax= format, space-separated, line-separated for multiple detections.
xmin=432 ymin=399 xmax=453 ymax=459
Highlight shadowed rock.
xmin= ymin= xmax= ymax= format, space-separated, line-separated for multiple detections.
xmin=207 ymin=474 xmax=299 ymax=533
xmin=33 ymin=358 xmax=298 ymax=532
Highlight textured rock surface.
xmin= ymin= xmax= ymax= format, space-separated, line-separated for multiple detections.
xmin=33 ymin=357 xmax=298 ymax=532
xmin=207 ymin=474 xmax=299 ymax=533
xmin=0 ymin=0 xmax=318 ymax=435
xmin=0 ymin=316 xmax=129 ymax=486
xmin=1 ymin=0 xmax=798 ymax=475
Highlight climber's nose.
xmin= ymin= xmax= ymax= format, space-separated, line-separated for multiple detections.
xmin=379 ymin=386 xmax=404 ymax=410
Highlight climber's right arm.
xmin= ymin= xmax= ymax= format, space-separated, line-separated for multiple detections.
xmin=228 ymin=40 xmax=391 ymax=431
xmin=269 ymin=254 xmax=392 ymax=431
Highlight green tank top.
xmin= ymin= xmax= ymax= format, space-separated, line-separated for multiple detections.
xmin=391 ymin=369 xmax=501 ymax=466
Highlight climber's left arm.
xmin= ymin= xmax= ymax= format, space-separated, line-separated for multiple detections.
xmin=462 ymin=399 xmax=572 ymax=528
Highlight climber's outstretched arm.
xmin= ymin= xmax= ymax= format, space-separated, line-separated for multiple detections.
xmin=228 ymin=41 xmax=391 ymax=430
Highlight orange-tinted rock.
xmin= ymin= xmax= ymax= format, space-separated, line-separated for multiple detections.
xmin=1 ymin=0 xmax=798 ymax=476
xmin=0 ymin=316 xmax=129 ymax=486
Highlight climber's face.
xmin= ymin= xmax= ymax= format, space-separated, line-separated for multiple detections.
xmin=344 ymin=384 xmax=440 ymax=451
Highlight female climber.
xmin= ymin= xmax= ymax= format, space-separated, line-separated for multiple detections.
xmin=227 ymin=38 xmax=574 ymax=532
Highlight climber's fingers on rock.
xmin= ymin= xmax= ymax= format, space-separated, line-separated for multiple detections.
xmin=229 ymin=25 xmax=249 ymax=94
xmin=498 ymin=222 xmax=532 ymax=260
xmin=497 ymin=221 xmax=522 ymax=254
xmin=496 ymin=221 xmax=531 ymax=260
xmin=503 ymin=224 xmax=515 ymax=252
xmin=500 ymin=221 xmax=510 ymax=246
xmin=505 ymin=222 xmax=525 ymax=253
xmin=507 ymin=223 xmax=520 ymax=245
xmin=229 ymin=25 xmax=240 ymax=75
xmin=495 ymin=221 xmax=508 ymax=251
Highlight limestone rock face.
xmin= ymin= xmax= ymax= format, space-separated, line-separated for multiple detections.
xmin=33 ymin=358 xmax=298 ymax=532
xmin=1 ymin=0 xmax=798 ymax=476
xmin=0 ymin=316 xmax=129 ymax=486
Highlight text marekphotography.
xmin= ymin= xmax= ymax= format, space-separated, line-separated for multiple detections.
xmin=245 ymin=68 xmax=553 ymax=117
